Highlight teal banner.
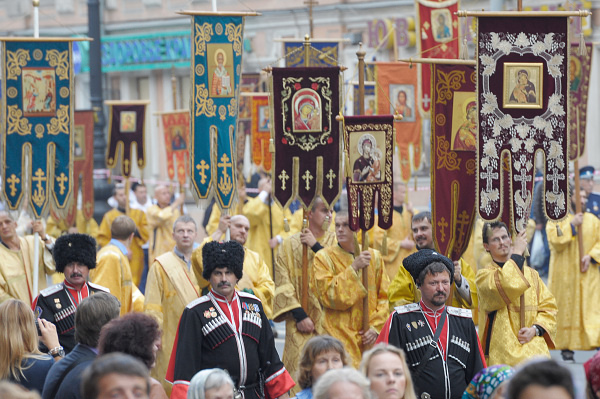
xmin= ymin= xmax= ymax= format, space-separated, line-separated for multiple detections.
xmin=1 ymin=39 xmax=74 ymax=218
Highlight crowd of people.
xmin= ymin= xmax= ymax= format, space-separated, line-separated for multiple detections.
xmin=0 ymin=166 xmax=599 ymax=399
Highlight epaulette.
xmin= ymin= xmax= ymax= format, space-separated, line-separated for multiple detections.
xmin=238 ymin=291 xmax=261 ymax=302
xmin=88 ymin=282 xmax=110 ymax=293
xmin=394 ymin=303 xmax=420 ymax=314
xmin=186 ymin=296 xmax=210 ymax=309
xmin=447 ymin=306 xmax=473 ymax=318
xmin=39 ymin=283 xmax=63 ymax=297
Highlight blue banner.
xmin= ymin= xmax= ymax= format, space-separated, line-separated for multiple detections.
xmin=284 ymin=41 xmax=340 ymax=67
xmin=1 ymin=39 xmax=74 ymax=218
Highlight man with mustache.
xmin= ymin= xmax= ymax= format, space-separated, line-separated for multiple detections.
xmin=377 ymin=249 xmax=485 ymax=399
xmin=32 ymin=233 xmax=109 ymax=354
xmin=167 ymin=240 xmax=294 ymax=399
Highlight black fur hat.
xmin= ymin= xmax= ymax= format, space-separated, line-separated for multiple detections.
xmin=53 ymin=233 xmax=97 ymax=273
xmin=402 ymin=249 xmax=454 ymax=285
xmin=202 ymin=240 xmax=245 ymax=281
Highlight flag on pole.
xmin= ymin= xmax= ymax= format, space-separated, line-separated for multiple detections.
xmin=283 ymin=40 xmax=342 ymax=67
xmin=250 ymin=94 xmax=271 ymax=172
xmin=568 ymin=42 xmax=593 ymax=160
xmin=160 ymin=110 xmax=190 ymax=186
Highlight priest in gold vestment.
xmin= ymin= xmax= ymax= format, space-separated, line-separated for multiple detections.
xmin=311 ymin=211 xmax=390 ymax=368
xmin=145 ymin=215 xmax=200 ymax=395
xmin=46 ymin=209 xmax=99 ymax=240
xmin=273 ymin=199 xmax=336 ymax=390
xmin=147 ymin=185 xmax=184 ymax=264
xmin=547 ymin=193 xmax=600 ymax=362
xmin=477 ymin=221 xmax=557 ymax=366
xmin=0 ymin=212 xmax=55 ymax=306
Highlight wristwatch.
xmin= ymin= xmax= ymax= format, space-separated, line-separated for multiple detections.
xmin=48 ymin=346 xmax=65 ymax=358
xmin=533 ymin=325 xmax=542 ymax=337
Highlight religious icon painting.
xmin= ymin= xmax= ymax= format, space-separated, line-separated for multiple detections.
xmin=431 ymin=9 xmax=453 ymax=43
xmin=502 ymin=63 xmax=543 ymax=109
xmin=450 ymin=92 xmax=477 ymax=152
xmin=389 ymin=84 xmax=416 ymax=122
xmin=119 ymin=111 xmax=137 ymax=133
xmin=171 ymin=126 xmax=187 ymax=151
xmin=22 ymin=68 xmax=56 ymax=117
xmin=349 ymin=131 xmax=386 ymax=183
xmin=292 ymin=88 xmax=322 ymax=133
xmin=208 ymin=43 xmax=235 ymax=98
xmin=73 ymin=123 xmax=86 ymax=160
xmin=257 ymin=105 xmax=270 ymax=132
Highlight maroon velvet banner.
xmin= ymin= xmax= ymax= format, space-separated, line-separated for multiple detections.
xmin=477 ymin=16 xmax=570 ymax=232
xmin=430 ymin=64 xmax=477 ymax=261
xmin=569 ymin=42 xmax=593 ymax=160
xmin=106 ymin=102 xmax=148 ymax=177
xmin=343 ymin=115 xmax=394 ymax=232
xmin=270 ymin=67 xmax=342 ymax=211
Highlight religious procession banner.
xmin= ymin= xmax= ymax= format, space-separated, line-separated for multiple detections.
xmin=183 ymin=12 xmax=252 ymax=210
xmin=569 ymin=42 xmax=593 ymax=160
xmin=105 ymin=100 xmax=149 ymax=178
xmin=374 ymin=62 xmax=421 ymax=182
xmin=270 ymin=66 xmax=342 ymax=211
xmin=283 ymin=40 xmax=342 ymax=67
xmin=475 ymin=14 xmax=570 ymax=232
xmin=1 ymin=37 xmax=81 ymax=219
xmin=160 ymin=110 xmax=190 ymax=186
xmin=250 ymin=93 xmax=272 ymax=172
xmin=343 ymin=115 xmax=394 ymax=232
xmin=352 ymin=82 xmax=376 ymax=116
xmin=430 ymin=63 xmax=476 ymax=261
xmin=416 ymin=0 xmax=460 ymax=116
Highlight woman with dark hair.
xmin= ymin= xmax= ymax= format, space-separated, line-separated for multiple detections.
xmin=507 ymin=359 xmax=574 ymax=399
xmin=0 ymin=299 xmax=61 ymax=394
xmin=98 ymin=312 xmax=166 ymax=399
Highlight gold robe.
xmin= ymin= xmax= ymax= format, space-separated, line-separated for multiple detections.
xmin=97 ymin=208 xmax=149 ymax=287
xmin=476 ymin=259 xmax=557 ymax=366
xmin=0 ymin=236 xmax=55 ymax=306
xmin=147 ymin=204 xmax=181 ymax=265
xmin=145 ymin=251 xmax=200 ymax=395
xmin=311 ymin=245 xmax=390 ymax=368
xmin=46 ymin=210 xmax=99 ymax=240
xmin=547 ymin=213 xmax=600 ymax=350
xmin=368 ymin=209 xmax=416 ymax=281
xmin=91 ymin=243 xmax=140 ymax=315
xmin=242 ymin=196 xmax=293 ymax=276
xmin=191 ymin=238 xmax=275 ymax=318
xmin=273 ymin=231 xmax=336 ymax=389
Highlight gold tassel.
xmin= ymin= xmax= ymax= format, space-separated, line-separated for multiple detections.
xmin=556 ymin=223 xmax=563 ymax=237
xmin=381 ymin=230 xmax=388 ymax=256
xmin=344 ymin=153 xmax=352 ymax=179
xmin=353 ymin=232 xmax=360 ymax=255
xmin=269 ymin=138 xmax=275 ymax=153
xmin=283 ymin=216 xmax=290 ymax=233
xmin=321 ymin=214 xmax=330 ymax=232
xmin=460 ymin=37 xmax=469 ymax=60
xmin=579 ymin=34 xmax=587 ymax=56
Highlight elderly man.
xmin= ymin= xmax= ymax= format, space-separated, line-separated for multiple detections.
xmin=147 ymin=185 xmax=185 ymax=264
xmin=477 ymin=221 xmax=557 ymax=366
xmin=388 ymin=211 xmax=477 ymax=312
xmin=144 ymin=215 xmax=200 ymax=395
xmin=377 ymin=249 xmax=485 ymax=399
xmin=33 ymin=233 xmax=109 ymax=354
xmin=0 ymin=210 xmax=55 ymax=306
xmin=167 ymin=241 xmax=294 ymax=399
xmin=311 ymin=210 xmax=390 ymax=368
xmin=192 ymin=214 xmax=274 ymax=318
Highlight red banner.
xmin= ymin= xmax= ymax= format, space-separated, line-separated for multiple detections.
xmin=250 ymin=95 xmax=271 ymax=172
xmin=161 ymin=110 xmax=190 ymax=186
xmin=569 ymin=43 xmax=593 ymax=160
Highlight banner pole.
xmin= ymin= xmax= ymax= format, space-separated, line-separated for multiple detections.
xmin=301 ymin=210 xmax=309 ymax=310
xmin=33 ymin=0 xmax=40 ymax=38
xmin=574 ymin=108 xmax=585 ymax=269
xmin=32 ymin=0 xmax=41 ymax=298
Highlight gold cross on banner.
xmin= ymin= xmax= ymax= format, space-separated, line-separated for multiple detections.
xmin=279 ymin=170 xmax=290 ymax=191
xmin=196 ymin=160 xmax=210 ymax=184
xmin=302 ymin=169 xmax=313 ymax=191
xmin=56 ymin=173 xmax=68 ymax=195
xmin=32 ymin=168 xmax=46 ymax=207
xmin=326 ymin=169 xmax=336 ymax=189
xmin=437 ymin=216 xmax=448 ymax=242
xmin=7 ymin=174 xmax=20 ymax=197
xmin=217 ymin=154 xmax=233 ymax=196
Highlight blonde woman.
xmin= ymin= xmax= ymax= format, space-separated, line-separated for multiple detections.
xmin=360 ymin=344 xmax=417 ymax=399
xmin=0 ymin=299 xmax=61 ymax=393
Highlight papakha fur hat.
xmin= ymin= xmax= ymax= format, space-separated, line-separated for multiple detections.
xmin=53 ymin=233 xmax=97 ymax=273
xmin=402 ymin=248 xmax=454 ymax=285
xmin=202 ymin=240 xmax=245 ymax=281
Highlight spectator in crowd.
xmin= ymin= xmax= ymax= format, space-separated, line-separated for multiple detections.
xmin=360 ymin=344 xmax=416 ymax=399
xmin=506 ymin=359 xmax=574 ymax=399
xmin=462 ymin=365 xmax=514 ymax=399
xmin=584 ymin=351 xmax=600 ymax=399
xmin=81 ymin=353 xmax=151 ymax=399
xmin=187 ymin=368 xmax=235 ymax=399
xmin=312 ymin=368 xmax=371 ymax=399
xmin=0 ymin=381 xmax=42 ymax=399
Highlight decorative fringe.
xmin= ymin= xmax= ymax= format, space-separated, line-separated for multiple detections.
xmin=460 ymin=37 xmax=469 ymax=60
xmin=321 ymin=214 xmax=330 ymax=232
xmin=381 ymin=230 xmax=388 ymax=256
xmin=556 ymin=224 xmax=563 ymax=237
xmin=283 ymin=216 xmax=290 ymax=232
xmin=579 ymin=34 xmax=587 ymax=56
xmin=269 ymin=138 xmax=275 ymax=153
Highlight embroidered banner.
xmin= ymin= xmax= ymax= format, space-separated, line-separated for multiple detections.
xmin=160 ymin=110 xmax=190 ymax=186
xmin=105 ymin=101 xmax=148 ymax=178
xmin=352 ymin=82 xmax=376 ymax=116
xmin=270 ymin=67 xmax=342 ymax=211
xmin=250 ymin=94 xmax=271 ymax=172
xmin=416 ymin=0 xmax=460 ymax=116
xmin=569 ymin=42 xmax=593 ymax=160
xmin=1 ymin=38 xmax=78 ymax=219
xmin=430 ymin=63 xmax=476 ymax=261
xmin=284 ymin=40 xmax=341 ymax=67
xmin=187 ymin=13 xmax=246 ymax=210
xmin=374 ymin=62 xmax=422 ymax=182
xmin=477 ymin=16 xmax=570 ymax=232
xmin=343 ymin=115 xmax=394 ymax=231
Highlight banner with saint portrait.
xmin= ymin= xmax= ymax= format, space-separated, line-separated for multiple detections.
xmin=270 ymin=67 xmax=342 ymax=212
xmin=477 ymin=15 xmax=570 ymax=232
xmin=343 ymin=115 xmax=394 ymax=232
xmin=373 ymin=62 xmax=422 ymax=182
xmin=430 ymin=63 xmax=476 ymax=261
xmin=283 ymin=40 xmax=342 ymax=67
xmin=352 ymin=82 xmax=376 ymax=116
xmin=569 ymin=42 xmax=593 ymax=160
xmin=185 ymin=12 xmax=249 ymax=210
xmin=250 ymin=93 xmax=272 ymax=172
xmin=105 ymin=100 xmax=149 ymax=178
xmin=416 ymin=0 xmax=460 ymax=116
xmin=1 ymin=38 xmax=80 ymax=219
xmin=160 ymin=110 xmax=190 ymax=186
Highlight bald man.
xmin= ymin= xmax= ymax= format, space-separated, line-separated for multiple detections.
xmin=147 ymin=185 xmax=184 ymax=264
xmin=192 ymin=214 xmax=275 ymax=318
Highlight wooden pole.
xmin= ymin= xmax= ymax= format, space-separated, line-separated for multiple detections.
xmin=32 ymin=0 xmax=41 ymax=300
xmin=125 ymin=177 xmax=130 ymax=216
xmin=301 ymin=210 xmax=309 ymax=310
xmin=171 ymin=65 xmax=178 ymax=110
xmin=574 ymin=109 xmax=585 ymax=268
xmin=361 ymin=230 xmax=370 ymax=333
xmin=304 ymin=34 xmax=311 ymax=67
